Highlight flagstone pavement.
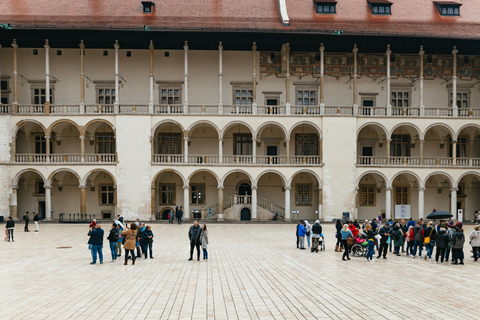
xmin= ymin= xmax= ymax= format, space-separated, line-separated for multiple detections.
xmin=0 ymin=222 xmax=477 ymax=320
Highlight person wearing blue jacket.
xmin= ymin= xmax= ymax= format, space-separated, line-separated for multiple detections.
xmin=142 ymin=226 xmax=154 ymax=259
xmin=407 ymin=218 xmax=416 ymax=229
xmin=298 ymin=222 xmax=306 ymax=250
xmin=88 ymin=224 xmax=104 ymax=265
xmin=340 ymin=224 xmax=353 ymax=261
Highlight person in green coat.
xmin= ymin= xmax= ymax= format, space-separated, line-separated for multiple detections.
xmin=392 ymin=225 xmax=404 ymax=256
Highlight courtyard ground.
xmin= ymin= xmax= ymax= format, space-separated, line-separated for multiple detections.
xmin=0 ymin=222 xmax=477 ymax=320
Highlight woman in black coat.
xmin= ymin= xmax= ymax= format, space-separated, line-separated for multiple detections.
xmin=335 ymin=219 xmax=342 ymax=252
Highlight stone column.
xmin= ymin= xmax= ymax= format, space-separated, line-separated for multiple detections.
xmin=45 ymin=184 xmax=52 ymax=221
xmin=45 ymin=136 xmax=51 ymax=163
xmin=80 ymin=135 xmax=85 ymax=163
xmin=319 ymin=43 xmax=325 ymax=114
xmin=149 ymin=40 xmax=154 ymax=113
xmin=11 ymin=137 xmax=16 ymax=162
xmin=151 ymin=185 xmax=156 ymax=219
xmin=452 ymin=46 xmax=458 ymax=117
xmin=12 ymin=39 xmax=18 ymax=108
xmin=352 ymin=44 xmax=358 ymax=114
xmin=252 ymin=138 xmax=257 ymax=164
xmin=251 ymin=186 xmax=258 ymax=220
xmin=420 ymin=140 xmax=424 ymax=165
xmin=450 ymin=188 xmax=457 ymax=220
xmin=114 ymin=40 xmax=120 ymax=113
xmin=80 ymin=185 xmax=87 ymax=218
xmin=285 ymin=43 xmax=291 ymax=112
xmin=285 ymin=139 xmax=290 ymax=164
xmin=386 ymin=139 xmax=391 ymax=165
xmin=183 ymin=130 xmax=189 ymax=163
xmin=218 ymin=42 xmax=223 ymax=109
xmin=284 ymin=186 xmax=291 ymax=221
xmin=80 ymin=40 xmax=85 ymax=112
xmin=385 ymin=187 xmax=392 ymax=220
xmin=318 ymin=188 xmax=323 ymax=221
xmin=386 ymin=45 xmax=392 ymax=114
xmin=452 ymin=140 xmax=457 ymax=166
xmin=44 ymin=39 xmax=51 ymax=114
xmin=419 ymin=46 xmax=425 ymax=116
xmin=217 ymin=186 xmax=224 ymax=221
xmin=183 ymin=186 xmax=190 ymax=220
xmin=218 ymin=138 xmax=223 ymax=163
xmin=184 ymin=41 xmax=189 ymax=113
xmin=252 ymin=42 xmax=257 ymax=113
xmin=418 ymin=187 xmax=425 ymax=219
xmin=10 ymin=186 xmax=18 ymax=220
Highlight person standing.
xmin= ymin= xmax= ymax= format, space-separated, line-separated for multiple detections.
xmin=168 ymin=210 xmax=174 ymax=224
xmin=470 ymin=226 xmax=480 ymax=262
xmin=424 ymin=221 xmax=437 ymax=260
xmin=136 ymin=223 xmax=145 ymax=258
xmin=304 ymin=221 xmax=312 ymax=248
xmin=335 ymin=219 xmax=342 ymax=252
xmin=176 ymin=206 xmax=183 ymax=225
xmin=142 ymin=225 xmax=154 ymax=259
xmin=411 ymin=221 xmax=424 ymax=259
xmin=365 ymin=224 xmax=376 ymax=262
xmin=451 ymin=227 xmax=465 ymax=265
xmin=445 ymin=222 xmax=456 ymax=262
xmin=33 ymin=212 xmax=40 ymax=232
xmin=311 ymin=220 xmax=322 ymax=253
xmin=296 ymin=222 xmax=301 ymax=248
xmin=399 ymin=219 xmax=407 ymax=252
xmin=435 ymin=227 xmax=449 ymax=264
xmin=116 ymin=223 xmax=123 ymax=257
xmin=298 ymin=221 xmax=306 ymax=250
xmin=377 ymin=222 xmax=390 ymax=259
xmin=201 ymin=224 xmax=209 ymax=261
xmin=88 ymin=224 xmax=104 ymax=265
xmin=5 ymin=217 xmax=15 ymax=242
xmin=340 ymin=224 xmax=353 ymax=261
xmin=122 ymin=223 xmax=137 ymax=265
xmin=392 ymin=225 xmax=403 ymax=256
xmin=23 ymin=211 xmax=30 ymax=232
xmin=188 ymin=221 xmax=203 ymax=261
xmin=107 ymin=223 xmax=119 ymax=263
xmin=405 ymin=226 xmax=414 ymax=256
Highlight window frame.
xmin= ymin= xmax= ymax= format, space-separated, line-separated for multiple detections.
xmin=233 ymin=133 xmax=253 ymax=156
xmin=359 ymin=185 xmax=376 ymax=206
xmin=158 ymin=132 xmax=182 ymax=155
xmin=29 ymin=81 xmax=55 ymax=105
xmin=295 ymin=184 xmax=312 ymax=206
xmin=99 ymin=184 xmax=115 ymax=205
xmin=157 ymin=82 xmax=183 ymax=105
xmin=394 ymin=186 xmax=409 ymax=205
xmin=368 ymin=1 xmax=392 ymax=15
xmin=390 ymin=134 xmax=411 ymax=157
xmin=35 ymin=179 xmax=45 ymax=196
xmin=295 ymin=133 xmax=318 ymax=156
xmin=94 ymin=81 xmax=117 ymax=105
xmin=159 ymin=183 xmax=176 ymax=205
xmin=190 ymin=184 xmax=206 ymax=205
xmin=314 ymin=1 xmax=337 ymax=14
xmin=390 ymin=87 xmax=411 ymax=108
xmin=95 ymin=132 xmax=116 ymax=154
xmin=1 ymin=76 xmax=11 ymax=104
xmin=435 ymin=2 xmax=461 ymax=16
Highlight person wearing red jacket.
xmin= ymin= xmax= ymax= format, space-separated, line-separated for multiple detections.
xmin=348 ymin=221 xmax=359 ymax=238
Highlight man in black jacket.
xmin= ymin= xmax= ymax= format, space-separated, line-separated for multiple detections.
xmin=6 ymin=216 xmax=15 ymax=242
xmin=188 ymin=221 xmax=202 ymax=261
xmin=311 ymin=220 xmax=323 ymax=252
xmin=88 ymin=224 xmax=104 ymax=264
xmin=23 ymin=211 xmax=30 ymax=232
xmin=176 ymin=206 xmax=183 ymax=225
xmin=377 ymin=223 xmax=391 ymax=259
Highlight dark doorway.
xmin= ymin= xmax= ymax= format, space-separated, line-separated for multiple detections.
xmin=238 ymin=183 xmax=251 ymax=196
xmin=362 ymin=99 xmax=374 ymax=115
xmin=38 ymin=201 xmax=46 ymax=220
xmin=362 ymin=146 xmax=373 ymax=165
xmin=267 ymin=99 xmax=278 ymax=114
xmin=240 ymin=207 xmax=251 ymax=221
xmin=267 ymin=146 xmax=278 ymax=164
xmin=162 ymin=209 xmax=171 ymax=220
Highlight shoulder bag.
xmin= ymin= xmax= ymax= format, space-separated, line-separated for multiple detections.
xmin=424 ymin=228 xmax=434 ymax=244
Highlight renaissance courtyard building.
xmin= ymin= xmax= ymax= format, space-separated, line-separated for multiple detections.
xmin=1 ymin=0 xmax=480 ymax=222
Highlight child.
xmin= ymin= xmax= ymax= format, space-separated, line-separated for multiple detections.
xmin=201 ymin=224 xmax=209 ymax=261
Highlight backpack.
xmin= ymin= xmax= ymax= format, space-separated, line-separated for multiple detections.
xmin=455 ymin=232 xmax=464 ymax=241
xmin=394 ymin=231 xmax=400 ymax=241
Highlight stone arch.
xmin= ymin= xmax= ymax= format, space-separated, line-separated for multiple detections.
xmin=389 ymin=122 xmax=422 ymax=140
xmin=424 ymin=171 xmax=455 ymax=189
xmin=14 ymin=119 xmax=47 ymax=137
xmin=220 ymin=121 xmax=254 ymax=139
xmin=221 ymin=169 xmax=254 ymax=187
xmin=255 ymin=170 xmax=288 ymax=187
xmin=254 ymin=121 xmax=288 ymax=140
xmin=288 ymin=169 xmax=322 ymax=188
xmin=151 ymin=169 xmax=186 ymax=187
xmin=46 ymin=119 xmax=82 ymax=136
xmin=457 ymin=123 xmax=480 ymax=139
xmin=456 ymin=171 xmax=480 ymax=187
xmin=187 ymin=120 xmax=220 ymax=137
xmin=424 ymin=123 xmax=455 ymax=141
xmin=356 ymin=170 xmax=389 ymax=188
xmin=81 ymin=169 xmax=116 ymax=186
xmin=288 ymin=121 xmax=322 ymax=139
xmin=390 ymin=170 xmax=422 ymax=189
xmin=356 ymin=122 xmax=389 ymax=139
xmin=152 ymin=119 xmax=185 ymax=136
xmin=81 ymin=119 xmax=116 ymax=136
xmin=48 ymin=168 xmax=81 ymax=184
xmin=12 ymin=169 xmax=46 ymax=186
xmin=187 ymin=169 xmax=220 ymax=186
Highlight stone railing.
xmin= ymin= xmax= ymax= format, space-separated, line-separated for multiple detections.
xmin=223 ymin=155 xmax=254 ymax=165
xmin=257 ymin=195 xmax=285 ymax=217
xmin=14 ymin=153 xmax=116 ymax=164
xmin=357 ymin=156 xmax=480 ymax=168
xmin=256 ymin=156 xmax=288 ymax=165
xmin=152 ymin=154 xmax=322 ymax=166
xmin=152 ymin=154 xmax=184 ymax=164
xmin=187 ymin=155 xmax=219 ymax=164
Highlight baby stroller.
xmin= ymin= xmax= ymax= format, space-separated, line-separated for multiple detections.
xmin=318 ymin=234 xmax=325 ymax=251
xmin=351 ymin=235 xmax=368 ymax=257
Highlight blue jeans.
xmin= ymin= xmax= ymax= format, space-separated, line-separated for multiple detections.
xmin=366 ymin=240 xmax=375 ymax=260
xmin=91 ymin=245 xmax=103 ymax=263
xmin=203 ymin=248 xmax=208 ymax=260
xmin=109 ymin=242 xmax=117 ymax=260
xmin=412 ymin=241 xmax=423 ymax=256
xmin=426 ymin=240 xmax=435 ymax=259
xmin=145 ymin=243 xmax=153 ymax=258
xmin=306 ymin=234 xmax=311 ymax=247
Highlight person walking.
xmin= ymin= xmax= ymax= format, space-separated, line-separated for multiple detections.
xmin=304 ymin=221 xmax=312 ymax=248
xmin=168 ymin=210 xmax=174 ymax=224
xmin=201 ymin=224 xmax=209 ymax=261
xmin=399 ymin=219 xmax=407 ymax=252
xmin=188 ymin=221 xmax=203 ymax=261
xmin=411 ymin=221 xmax=424 ymax=259
xmin=424 ymin=221 xmax=437 ymax=260
xmin=451 ymin=227 xmax=465 ymax=265
xmin=392 ymin=225 xmax=403 ymax=256
xmin=311 ymin=220 xmax=322 ymax=253
xmin=435 ymin=227 xmax=449 ymax=264
xmin=365 ymin=223 xmax=376 ymax=262
xmin=122 ymin=223 xmax=137 ymax=265
xmin=88 ymin=224 xmax=104 ymax=265
xmin=34 ymin=212 xmax=40 ymax=232
xmin=298 ymin=221 xmax=306 ymax=250
xmin=335 ymin=219 xmax=342 ymax=252
xmin=176 ymin=206 xmax=183 ymax=224
xmin=5 ymin=217 xmax=15 ymax=242
xmin=470 ymin=226 xmax=480 ymax=262
xmin=23 ymin=211 xmax=30 ymax=232
xmin=142 ymin=225 xmax=154 ymax=259
xmin=107 ymin=223 xmax=119 ymax=263
xmin=377 ymin=222 xmax=390 ymax=259
xmin=340 ymin=224 xmax=353 ymax=261
xmin=296 ymin=222 xmax=301 ymax=248
xmin=405 ymin=226 xmax=414 ymax=256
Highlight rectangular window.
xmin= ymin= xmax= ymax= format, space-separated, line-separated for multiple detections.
xmin=1 ymin=78 xmax=9 ymax=104
xmin=450 ymin=92 xmax=469 ymax=108
xmin=97 ymin=88 xmax=116 ymax=105
xmin=160 ymin=88 xmax=182 ymax=105
xmin=435 ymin=3 xmax=461 ymax=16
xmin=395 ymin=187 xmax=408 ymax=205
xmin=233 ymin=88 xmax=253 ymax=106
xmin=34 ymin=134 xmax=53 ymax=154
xmin=233 ymin=133 xmax=253 ymax=156
xmin=32 ymin=88 xmax=53 ymax=104
xmin=100 ymin=185 xmax=115 ymax=205
xmin=450 ymin=137 xmax=467 ymax=158
xmin=315 ymin=2 xmax=337 ymax=14
xmin=296 ymin=90 xmax=316 ymax=106
xmin=191 ymin=184 xmax=205 ymax=204
xmin=296 ymin=184 xmax=311 ymax=206
xmin=35 ymin=179 xmax=45 ymax=195
xmin=369 ymin=2 xmax=392 ymax=15
xmin=158 ymin=133 xmax=181 ymax=154
xmin=390 ymin=135 xmax=410 ymax=157
xmin=295 ymin=134 xmax=318 ymax=156
xmin=160 ymin=184 xmax=176 ymax=204
xmin=360 ymin=186 xmax=376 ymax=206
xmin=391 ymin=91 xmax=410 ymax=108
xmin=96 ymin=132 xmax=116 ymax=154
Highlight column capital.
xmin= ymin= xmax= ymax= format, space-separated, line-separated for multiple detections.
xmin=79 ymin=39 xmax=85 ymax=49
xmin=320 ymin=43 xmax=325 ymax=52
xmin=11 ymin=39 xmax=18 ymax=48
xmin=114 ymin=40 xmax=119 ymax=49
xmin=79 ymin=185 xmax=87 ymax=189
xmin=251 ymin=185 xmax=258 ymax=190
xmin=44 ymin=39 xmax=50 ymax=49
xmin=385 ymin=187 xmax=392 ymax=191
xmin=44 ymin=136 xmax=51 ymax=140
xmin=79 ymin=135 xmax=85 ymax=140
xmin=418 ymin=187 xmax=425 ymax=191
xmin=218 ymin=137 xmax=223 ymax=141
xmin=44 ymin=184 xmax=52 ymax=189
xmin=419 ymin=45 xmax=425 ymax=56
xmin=353 ymin=44 xmax=358 ymax=53
xmin=184 ymin=41 xmax=189 ymax=49
xmin=217 ymin=185 xmax=224 ymax=190
xmin=284 ymin=186 xmax=291 ymax=191
xmin=452 ymin=46 xmax=458 ymax=55
xmin=183 ymin=185 xmax=190 ymax=190
xmin=12 ymin=185 xmax=19 ymax=189
xmin=386 ymin=44 xmax=391 ymax=55
xmin=450 ymin=187 xmax=458 ymax=192
xmin=252 ymin=42 xmax=257 ymax=51
xmin=218 ymin=41 xmax=223 ymax=50
xmin=149 ymin=40 xmax=154 ymax=50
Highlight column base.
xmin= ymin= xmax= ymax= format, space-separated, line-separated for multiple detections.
xmin=217 ymin=214 xmax=224 ymax=221
xmin=44 ymin=218 xmax=53 ymax=222
xmin=283 ymin=218 xmax=291 ymax=222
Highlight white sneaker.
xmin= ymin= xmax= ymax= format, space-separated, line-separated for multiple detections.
xmin=418 ymin=256 xmax=422 ymax=259
xmin=435 ymin=261 xmax=438 ymax=264
xmin=410 ymin=255 xmax=415 ymax=258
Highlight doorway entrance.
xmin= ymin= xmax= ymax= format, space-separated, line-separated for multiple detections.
xmin=161 ymin=209 xmax=171 ymax=220
xmin=240 ymin=207 xmax=251 ymax=220
xmin=38 ymin=201 xmax=46 ymax=220
xmin=362 ymin=146 xmax=373 ymax=165
xmin=238 ymin=183 xmax=251 ymax=196
xmin=267 ymin=146 xmax=278 ymax=164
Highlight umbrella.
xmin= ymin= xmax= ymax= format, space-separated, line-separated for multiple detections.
xmin=426 ymin=211 xmax=453 ymax=220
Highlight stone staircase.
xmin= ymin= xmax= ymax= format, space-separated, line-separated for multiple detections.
xmin=207 ymin=194 xmax=285 ymax=220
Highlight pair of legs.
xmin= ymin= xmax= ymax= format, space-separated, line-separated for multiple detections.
xmin=7 ymin=229 xmax=14 ymax=241
xmin=366 ymin=240 xmax=375 ymax=261
xmin=435 ymin=247 xmax=446 ymax=263
xmin=136 ymin=245 xmax=142 ymax=258
xmin=177 ymin=218 xmax=182 ymax=224
xmin=35 ymin=221 xmax=39 ymax=232
xmin=426 ymin=241 xmax=435 ymax=259
xmin=124 ymin=249 xmax=136 ymax=264
xmin=24 ymin=222 xmax=29 ymax=232
xmin=117 ymin=241 xmax=122 ymax=256
xmin=299 ymin=236 xmax=305 ymax=249
xmin=394 ymin=246 xmax=400 ymax=255
xmin=406 ymin=241 xmax=413 ymax=255
xmin=452 ymin=248 xmax=464 ymax=264
xmin=90 ymin=245 xmax=103 ymax=264
xmin=296 ymin=236 xmax=299 ymax=248
xmin=312 ymin=237 xmax=319 ymax=252
xmin=202 ymin=248 xmax=208 ymax=260
xmin=306 ymin=234 xmax=311 ymax=247
xmin=377 ymin=242 xmax=388 ymax=258
xmin=341 ymin=240 xmax=350 ymax=260
xmin=412 ymin=241 xmax=423 ymax=257
xmin=144 ymin=243 xmax=153 ymax=259
xmin=109 ymin=242 xmax=117 ymax=261
xmin=473 ymin=247 xmax=480 ymax=262
xmin=169 ymin=219 xmax=173 ymax=224
xmin=190 ymin=242 xmax=201 ymax=260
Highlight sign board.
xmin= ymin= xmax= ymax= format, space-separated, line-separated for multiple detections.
xmin=394 ymin=205 xmax=411 ymax=219
xmin=458 ymin=209 xmax=463 ymax=222
xmin=342 ymin=212 xmax=350 ymax=221
xmin=208 ymin=208 xmax=212 ymax=221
